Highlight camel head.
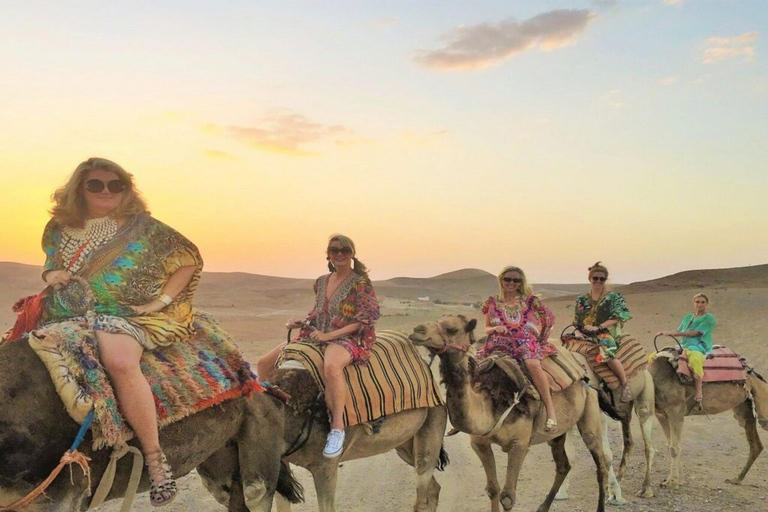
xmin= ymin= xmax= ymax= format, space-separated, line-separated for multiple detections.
xmin=408 ymin=315 xmax=477 ymax=354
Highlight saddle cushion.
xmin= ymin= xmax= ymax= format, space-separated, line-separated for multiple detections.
xmin=563 ymin=336 xmax=648 ymax=390
xmin=477 ymin=345 xmax=586 ymax=393
xmin=28 ymin=311 xmax=263 ymax=448
xmin=676 ymin=345 xmax=747 ymax=383
xmin=279 ymin=330 xmax=444 ymax=427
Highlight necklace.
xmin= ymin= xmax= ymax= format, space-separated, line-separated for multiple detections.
xmin=60 ymin=216 xmax=118 ymax=273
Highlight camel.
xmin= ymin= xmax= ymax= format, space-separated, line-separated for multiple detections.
xmin=649 ymin=348 xmax=768 ymax=489
xmin=408 ymin=315 xmax=620 ymax=512
xmin=557 ymin=359 xmax=656 ymax=501
xmin=204 ymin=330 xmax=450 ymax=512
xmin=0 ymin=336 xmax=301 ymax=512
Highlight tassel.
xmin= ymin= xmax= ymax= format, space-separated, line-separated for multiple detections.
xmin=7 ymin=289 xmax=48 ymax=341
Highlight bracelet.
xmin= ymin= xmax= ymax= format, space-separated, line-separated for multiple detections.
xmin=158 ymin=294 xmax=173 ymax=306
xmin=42 ymin=269 xmax=53 ymax=283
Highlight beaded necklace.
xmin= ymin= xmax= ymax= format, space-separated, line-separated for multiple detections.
xmin=60 ymin=216 xmax=118 ymax=273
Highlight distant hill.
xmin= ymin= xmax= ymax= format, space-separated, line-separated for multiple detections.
xmin=624 ymin=264 xmax=768 ymax=293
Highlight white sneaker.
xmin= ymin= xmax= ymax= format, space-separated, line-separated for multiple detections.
xmin=323 ymin=429 xmax=345 ymax=458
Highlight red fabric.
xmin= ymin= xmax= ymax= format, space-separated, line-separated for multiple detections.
xmin=7 ymin=289 xmax=47 ymax=341
xmin=677 ymin=345 xmax=747 ymax=383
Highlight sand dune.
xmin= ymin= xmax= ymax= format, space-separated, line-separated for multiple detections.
xmin=2 ymin=261 xmax=768 ymax=511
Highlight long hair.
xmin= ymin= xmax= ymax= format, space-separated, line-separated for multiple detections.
xmin=49 ymin=157 xmax=149 ymax=227
xmin=327 ymin=233 xmax=369 ymax=277
xmin=496 ymin=266 xmax=534 ymax=299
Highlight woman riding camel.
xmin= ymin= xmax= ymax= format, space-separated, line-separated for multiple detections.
xmin=479 ymin=266 xmax=559 ymax=433
xmin=657 ymin=293 xmax=716 ymax=404
xmin=26 ymin=157 xmax=202 ymax=506
xmin=256 ymin=234 xmax=380 ymax=458
xmin=573 ymin=262 xmax=633 ymax=403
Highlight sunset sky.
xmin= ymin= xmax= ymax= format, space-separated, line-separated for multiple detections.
xmin=1 ymin=1 xmax=766 ymax=284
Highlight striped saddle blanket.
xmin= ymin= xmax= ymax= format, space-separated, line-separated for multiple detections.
xmin=477 ymin=345 xmax=586 ymax=394
xmin=280 ymin=330 xmax=444 ymax=427
xmin=675 ymin=345 xmax=748 ymax=383
xmin=563 ymin=336 xmax=648 ymax=390
xmin=28 ymin=311 xmax=263 ymax=448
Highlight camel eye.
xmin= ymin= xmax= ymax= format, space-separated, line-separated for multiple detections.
xmin=446 ymin=327 xmax=458 ymax=335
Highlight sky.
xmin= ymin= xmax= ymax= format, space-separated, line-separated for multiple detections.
xmin=1 ymin=0 xmax=766 ymax=284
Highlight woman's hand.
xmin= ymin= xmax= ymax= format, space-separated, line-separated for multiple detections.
xmin=582 ymin=325 xmax=599 ymax=333
xmin=573 ymin=330 xmax=586 ymax=339
xmin=657 ymin=330 xmax=669 ymax=336
xmin=44 ymin=270 xmax=72 ymax=288
xmin=493 ymin=326 xmax=506 ymax=334
xmin=309 ymin=331 xmax=333 ymax=342
xmin=285 ymin=319 xmax=304 ymax=329
xmin=132 ymin=300 xmax=164 ymax=315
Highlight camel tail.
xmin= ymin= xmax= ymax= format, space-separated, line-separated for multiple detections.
xmin=595 ymin=384 xmax=623 ymax=421
xmin=436 ymin=444 xmax=450 ymax=471
xmin=276 ymin=460 xmax=304 ymax=504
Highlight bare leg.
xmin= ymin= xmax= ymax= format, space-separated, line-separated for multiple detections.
xmin=323 ymin=344 xmax=352 ymax=430
xmin=524 ymin=359 xmax=557 ymax=429
xmin=606 ymin=359 xmax=628 ymax=387
xmin=693 ymin=375 xmax=703 ymax=401
xmin=255 ymin=341 xmax=288 ymax=382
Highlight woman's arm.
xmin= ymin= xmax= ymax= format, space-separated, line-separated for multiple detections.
xmin=132 ymin=265 xmax=198 ymax=314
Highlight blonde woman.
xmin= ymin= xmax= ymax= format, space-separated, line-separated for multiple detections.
xmin=479 ymin=266 xmax=559 ymax=433
xmin=657 ymin=293 xmax=715 ymax=404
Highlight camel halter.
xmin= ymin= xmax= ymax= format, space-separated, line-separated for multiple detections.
xmin=428 ymin=321 xmax=470 ymax=355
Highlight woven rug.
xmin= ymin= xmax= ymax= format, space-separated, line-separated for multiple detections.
xmin=28 ymin=311 xmax=263 ymax=448
xmin=478 ymin=346 xmax=586 ymax=393
xmin=279 ymin=330 xmax=444 ymax=427
xmin=676 ymin=345 xmax=747 ymax=383
xmin=563 ymin=336 xmax=648 ymax=390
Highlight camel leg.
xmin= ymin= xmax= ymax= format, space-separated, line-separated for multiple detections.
xmin=275 ymin=494 xmax=292 ymax=512
xmin=634 ymin=389 xmax=656 ymax=498
xmin=617 ymin=415 xmax=633 ymax=482
xmin=536 ymin=434 xmax=570 ymax=512
xmin=602 ymin=416 xmax=625 ymax=506
xmin=554 ymin=428 xmax=575 ymax=500
xmin=470 ymin=437 xmax=502 ymax=512
xmin=576 ymin=393 xmax=608 ymax=512
xmin=726 ymin=402 xmax=764 ymax=485
xmin=657 ymin=406 xmax=685 ymax=489
xmin=499 ymin=441 xmax=531 ymax=511
xmin=409 ymin=406 xmax=446 ymax=512
xmin=309 ymin=462 xmax=339 ymax=512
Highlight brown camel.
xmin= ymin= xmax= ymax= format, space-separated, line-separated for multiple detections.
xmin=0 ymin=337 xmax=301 ymax=512
xmin=649 ymin=349 xmax=768 ymax=489
xmin=557 ymin=361 xmax=656 ymax=502
xmin=204 ymin=330 xmax=449 ymax=512
xmin=408 ymin=315 xmax=619 ymax=512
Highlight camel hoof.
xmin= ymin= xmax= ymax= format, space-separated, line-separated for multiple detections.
xmin=554 ymin=490 xmax=569 ymax=500
xmin=609 ymin=497 xmax=628 ymax=506
xmin=636 ymin=488 xmax=655 ymax=498
xmin=659 ymin=479 xmax=679 ymax=490
xmin=500 ymin=495 xmax=515 ymax=510
xmin=725 ymin=478 xmax=742 ymax=486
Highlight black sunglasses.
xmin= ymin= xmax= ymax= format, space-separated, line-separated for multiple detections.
xmin=328 ymin=247 xmax=353 ymax=255
xmin=85 ymin=179 xmax=126 ymax=194
xmin=591 ymin=276 xmax=607 ymax=282
xmin=502 ymin=277 xmax=523 ymax=283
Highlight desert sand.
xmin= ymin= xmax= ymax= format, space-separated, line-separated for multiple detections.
xmin=2 ymin=262 xmax=768 ymax=511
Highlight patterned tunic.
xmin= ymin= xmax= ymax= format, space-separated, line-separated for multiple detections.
xmin=573 ymin=291 xmax=632 ymax=361
xmin=478 ymin=295 xmax=557 ymax=360
xmin=678 ymin=313 xmax=716 ymax=355
xmin=38 ymin=213 xmax=203 ymax=349
xmin=296 ymin=272 xmax=380 ymax=364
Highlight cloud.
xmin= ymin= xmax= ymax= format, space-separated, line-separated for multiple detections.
xmin=702 ymin=31 xmax=759 ymax=64
xmin=414 ymin=9 xmax=597 ymax=71
xmin=217 ymin=111 xmax=352 ymax=156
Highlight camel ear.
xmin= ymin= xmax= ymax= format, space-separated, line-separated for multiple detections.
xmin=465 ymin=318 xmax=477 ymax=333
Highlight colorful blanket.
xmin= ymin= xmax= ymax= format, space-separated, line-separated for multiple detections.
xmin=676 ymin=345 xmax=747 ymax=383
xmin=27 ymin=311 xmax=263 ymax=448
xmin=477 ymin=346 xmax=586 ymax=394
xmin=563 ymin=336 xmax=648 ymax=390
xmin=279 ymin=330 xmax=444 ymax=427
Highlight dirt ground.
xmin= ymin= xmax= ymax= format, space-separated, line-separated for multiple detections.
xmin=3 ymin=263 xmax=767 ymax=511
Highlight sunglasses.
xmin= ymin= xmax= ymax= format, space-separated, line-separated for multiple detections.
xmin=591 ymin=276 xmax=607 ymax=282
xmin=84 ymin=179 xmax=126 ymax=194
xmin=328 ymin=246 xmax=353 ymax=255
xmin=502 ymin=277 xmax=523 ymax=283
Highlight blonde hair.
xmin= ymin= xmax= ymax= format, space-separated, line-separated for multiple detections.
xmin=50 ymin=157 xmax=149 ymax=227
xmin=496 ymin=266 xmax=534 ymax=299
xmin=588 ymin=261 xmax=609 ymax=278
xmin=327 ymin=233 xmax=370 ymax=277
xmin=693 ymin=293 xmax=709 ymax=303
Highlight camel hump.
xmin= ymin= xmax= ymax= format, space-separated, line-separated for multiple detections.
xmin=477 ymin=349 xmax=586 ymax=396
xmin=280 ymin=330 xmax=444 ymax=427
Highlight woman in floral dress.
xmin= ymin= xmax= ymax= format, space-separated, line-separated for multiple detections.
xmin=479 ymin=266 xmax=558 ymax=433
xmin=256 ymin=234 xmax=379 ymax=458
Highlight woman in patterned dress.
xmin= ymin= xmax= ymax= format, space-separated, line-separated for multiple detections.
xmin=573 ymin=262 xmax=633 ymax=402
xmin=34 ymin=157 xmax=202 ymax=506
xmin=479 ymin=266 xmax=559 ymax=433
xmin=256 ymin=234 xmax=380 ymax=458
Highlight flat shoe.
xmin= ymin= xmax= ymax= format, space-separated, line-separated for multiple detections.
xmin=545 ymin=418 xmax=558 ymax=434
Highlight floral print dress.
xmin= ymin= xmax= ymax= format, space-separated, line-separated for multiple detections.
xmin=478 ymin=295 xmax=557 ymax=360
xmin=573 ymin=291 xmax=632 ymax=362
xmin=296 ymin=272 xmax=380 ymax=364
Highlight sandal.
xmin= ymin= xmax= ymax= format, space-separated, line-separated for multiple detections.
xmin=145 ymin=450 xmax=177 ymax=507
xmin=545 ymin=418 xmax=558 ymax=434
xmin=620 ymin=384 xmax=632 ymax=403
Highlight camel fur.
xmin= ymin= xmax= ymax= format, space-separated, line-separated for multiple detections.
xmin=0 ymin=337 xmax=300 ymax=512
xmin=408 ymin=315 xmax=618 ymax=512
xmin=649 ymin=349 xmax=768 ymax=489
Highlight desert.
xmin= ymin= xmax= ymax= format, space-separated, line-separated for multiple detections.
xmin=2 ymin=262 xmax=768 ymax=512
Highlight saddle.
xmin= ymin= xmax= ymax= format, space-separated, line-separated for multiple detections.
xmin=25 ymin=311 xmax=263 ymax=448
xmin=657 ymin=345 xmax=748 ymax=384
xmin=279 ymin=330 xmax=443 ymax=427
xmin=563 ymin=336 xmax=648 ymax=390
